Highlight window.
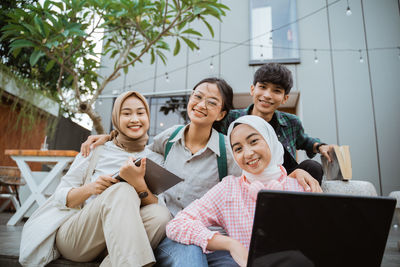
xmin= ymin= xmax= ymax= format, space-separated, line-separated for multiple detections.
xmin=249 ymin=0 xmax=300 ymax=65
xmin=148 ymin=96 xmax=189 ymax=142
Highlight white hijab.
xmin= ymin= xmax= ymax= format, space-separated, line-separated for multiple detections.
xmin=227 ymin=115 xmax=285 ymax=185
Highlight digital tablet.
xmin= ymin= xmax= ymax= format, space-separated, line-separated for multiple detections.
xmin=112 ymin=158 xmax=183 ymax=194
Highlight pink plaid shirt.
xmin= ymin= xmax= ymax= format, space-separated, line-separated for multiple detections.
xmin=166 ymin=174 xmax=304 ymax=253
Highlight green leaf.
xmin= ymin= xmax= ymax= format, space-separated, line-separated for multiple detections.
xmin=193 ymin=6 xmax=203 ymax=15
xmin=9 ymin=40 xmax=36 ymax=50
xmin=34 ymin=16 xmax=46 ymax=37
xmin=173 ymin=38 xmax=180 ymax=56
xmin=156 ymin=50 xmax=167 ymax=65
xmin=30 ymin=50 xmax=45 ymax=66
xmin=182 ymin=28 xmax=202 ymax=37
xmin=45 ymin=59 xmax=56 ymax=72
xmin=150 ymin=48 xmax=155 ymax=64
xmin=202 ymin=18 xmax=214 ymax=38
xmin=66 ymin=75 xmax=74 ymax=84
xmin=50 ymin=0 xmax=64 ymax=11
xmin=12 ymin=48 xmax=22 ymax=58
xmin=180 ymin=36 xmax=197 ymax=50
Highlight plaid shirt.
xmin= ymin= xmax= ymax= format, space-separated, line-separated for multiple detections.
xmin=220 ymin=105 xmax=320 ymax=160
xmin=166 ymin=175 xmax=304 ymax=252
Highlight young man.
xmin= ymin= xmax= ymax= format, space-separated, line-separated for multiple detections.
xmin=221 ymin=63 xmax=333 ymax=184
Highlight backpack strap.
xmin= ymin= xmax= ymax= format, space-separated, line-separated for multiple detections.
xmin=217 ymin=132 xmax=227 ymax=181
xmin=83 ymin=146 xmax=103 ymax=185
xmin=164 ymin=126 xmax=228 ymax=181
xmin=164 ymin=126 xmax=184 ymax=161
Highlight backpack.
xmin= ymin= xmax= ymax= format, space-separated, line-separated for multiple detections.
xmin=164 ymin=126 xmax=227 ymax=181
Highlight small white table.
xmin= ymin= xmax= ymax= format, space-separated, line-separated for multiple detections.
xmin=5 ymin=149 xmax=78 ymax=226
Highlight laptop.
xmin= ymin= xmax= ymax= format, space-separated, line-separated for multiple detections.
xmin=247 ymin=190 xmax=396 ymax=267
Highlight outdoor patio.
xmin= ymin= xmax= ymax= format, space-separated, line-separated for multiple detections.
xmin=0 ymin=212 xmax=399 ymax=267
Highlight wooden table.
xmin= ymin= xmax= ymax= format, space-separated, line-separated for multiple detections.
xmin=4 ymin=149 xmax=78 ymax=226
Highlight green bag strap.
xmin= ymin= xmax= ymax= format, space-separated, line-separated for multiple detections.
xmin=164 ymin=126 xmax=184 ymax=161
xmin=217 ymin=132 xmax=227 ymax=181
xmin=164 ymin=126 xmax=227 ymax=181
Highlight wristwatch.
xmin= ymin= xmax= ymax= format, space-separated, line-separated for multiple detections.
xmin=138 ymin=191 xmax=149 ymax=199
xmin=315 ymin=143 xmax=327 ymax=153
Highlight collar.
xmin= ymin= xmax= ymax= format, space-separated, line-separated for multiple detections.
xmin=246 ymin=104 xmax=288 ymax=127
xmin=274 ymin=111 xmax=288 ymax=127
xmin=169 ymin=124 xmax=221 ymax=156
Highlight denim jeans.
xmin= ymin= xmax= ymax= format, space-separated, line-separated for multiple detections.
xmin=154 ymin=237 xmax=207 ymax=267
xmin=206 ymin=250 xmax=239 ymax=267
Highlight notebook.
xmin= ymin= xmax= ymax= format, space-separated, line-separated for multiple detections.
xmin=247 ymin=190 xmax=396 ymax=267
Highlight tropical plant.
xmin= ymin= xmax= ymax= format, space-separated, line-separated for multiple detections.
xmin=1 ymin=0 xmax=229 ymax=133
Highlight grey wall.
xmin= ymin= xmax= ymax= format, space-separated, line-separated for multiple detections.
xmin=97 ymin=0 xmax=400 ymax=195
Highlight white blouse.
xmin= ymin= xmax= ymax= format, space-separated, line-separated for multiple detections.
xmin=53 ymin=141 xmax=164 ymax=209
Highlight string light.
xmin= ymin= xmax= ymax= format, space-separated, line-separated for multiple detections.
xmin=359 ymin=49 xmax=364 ymax=63
xmin=110 ymin=1 xmax=398 ymax=91
xmin=98 ymin=99 xmax=103 ymax=105
xmin=313 ymin=49 xmax=319 ymax=63
xmin=112 ymin=89 xmax=119 ymax=95
xmin=165 ymin=72 xmax=170 ymax=82
xmin=269 ymin=30 xmax=273 ymax=44
xmin=346 ymin=0 xmax=352 ymax=16
xmin=260 ymin=45 xmax=264 ymax=58
xmin=197 ymin=38 xmax=201 ymax=54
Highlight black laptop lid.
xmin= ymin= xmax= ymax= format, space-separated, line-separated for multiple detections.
xmin=247 ymin=190 xmax=396 ymax=267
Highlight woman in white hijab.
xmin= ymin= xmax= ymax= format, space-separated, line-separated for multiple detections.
xmin=165 ymin=115 xmax=306 ymax=267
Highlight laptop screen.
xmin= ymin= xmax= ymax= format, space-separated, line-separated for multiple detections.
xmin=247 ymin=190 xmax=395 ymax=267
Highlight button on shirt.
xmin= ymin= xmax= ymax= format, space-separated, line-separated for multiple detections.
xmin=148 ymin=125 xmax=241 ymax=217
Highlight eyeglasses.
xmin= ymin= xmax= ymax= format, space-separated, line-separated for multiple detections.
xmin=190 ymin=91 xmax=222 ymax=110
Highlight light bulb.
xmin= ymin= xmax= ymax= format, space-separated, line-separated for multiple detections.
xmin=313 ymin=49 xmax=318 ymax=64
xmin=112 ymin=89 xmax=119 ymax=95
xmin=346 ymin=6 xmax=352 ymax=16
xmin=359 ymin=57 xmax=364 ymax=63
xmin=210 ymin=62 xmax=214 ymax=69
xmin=165 ymin=72 xmax=170 ymax=83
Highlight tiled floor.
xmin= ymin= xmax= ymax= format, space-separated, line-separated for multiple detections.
xmin=1 ymin=212 xmax=399 ymax=266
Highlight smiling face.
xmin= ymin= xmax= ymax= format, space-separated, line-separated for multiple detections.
xmin=187 ymin=82 xmax=226 ymax=127
xmin=250 ymin=82 xmax=289 ymax=121
xmin=119 ymin=96 xmax=149 ymax=139
xmin=230 ymin=124 xmax=271 ymax=175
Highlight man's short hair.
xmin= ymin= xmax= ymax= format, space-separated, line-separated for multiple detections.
xmin=253 ymin=63 xmax=293 ymax=94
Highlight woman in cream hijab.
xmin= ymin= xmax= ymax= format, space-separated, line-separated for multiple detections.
xmin=19 ymin=91 xmax=171 ymax=267
xmin=165 ymin=115 xmax=306 ymax=267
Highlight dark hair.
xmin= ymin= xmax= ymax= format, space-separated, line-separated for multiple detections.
xmin=253 ymin=63 xmax=293 ymax=94
xmin=192 ymin=77 xmax=233 ymax=131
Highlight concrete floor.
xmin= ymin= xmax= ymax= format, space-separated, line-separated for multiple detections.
xmin=0 ymin=212 xmax=399 ymax=266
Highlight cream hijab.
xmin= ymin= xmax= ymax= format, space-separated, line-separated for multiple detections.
xmin=110 ymin=91 xmax=150 ymax=152
xmin=227 ymin=115 xmax=285 ymax=185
